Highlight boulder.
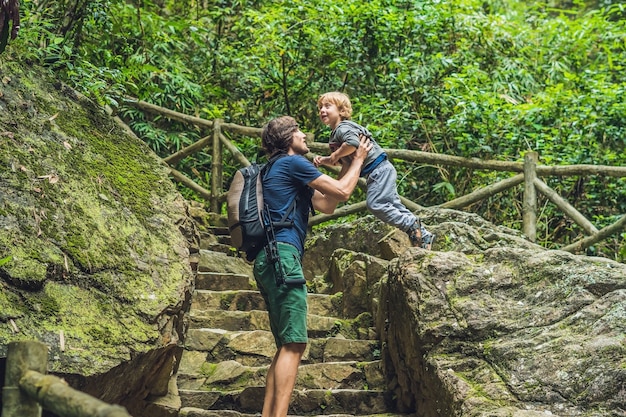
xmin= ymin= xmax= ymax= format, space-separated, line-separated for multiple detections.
xmin=304 ymin=208 xmax=540 ymax=282
xmin=0 ymin=59 xmax=196 ymax=415
xmin=379 ymin=247 xmax=626 ymax=416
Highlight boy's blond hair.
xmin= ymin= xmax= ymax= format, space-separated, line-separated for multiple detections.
xmin=317 ymin=92 xmax=353 ymax=120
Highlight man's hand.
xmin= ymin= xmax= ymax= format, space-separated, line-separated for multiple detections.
xmin=353 ymin=134 xmax=372 ymax=162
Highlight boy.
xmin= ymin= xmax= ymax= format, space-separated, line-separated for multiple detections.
xmin=313 ymin=91 xmax=435 ymax=249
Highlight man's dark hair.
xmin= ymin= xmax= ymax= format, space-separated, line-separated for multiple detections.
xmin=261 ymin=116 xmax=299 ymax=157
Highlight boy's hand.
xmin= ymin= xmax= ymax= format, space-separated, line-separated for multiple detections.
xmin=314 ymin=155 xmax=334 ymax=167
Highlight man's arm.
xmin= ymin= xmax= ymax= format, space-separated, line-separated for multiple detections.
xmin=309 ymin=136 xmax=371 ymax=214
xmin=336 ymin=160 xmax=350 ymax=180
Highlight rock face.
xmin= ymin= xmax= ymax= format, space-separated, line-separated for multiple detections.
xmin=306 ymin=213 xmax=625 ymax=416
xmin=0 ymin=59 xmax=196 ymax=414
xmin=378 ymin=243 xmax=626 ymax=416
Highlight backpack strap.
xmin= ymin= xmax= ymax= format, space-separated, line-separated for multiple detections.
xmin=261 ymin=152 xmax=315 ymax=225
xmin=261 ymin=153 xmax=299 ymax=229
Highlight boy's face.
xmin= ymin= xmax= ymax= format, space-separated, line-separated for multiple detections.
xmin=318 ymin=101 xmax=342 ymax=129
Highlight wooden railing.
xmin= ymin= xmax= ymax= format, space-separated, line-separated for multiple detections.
xmin=1 ymin=341 xmax=133 ymax=417
xmin=121 ymin=98 xmax=626 ymax=254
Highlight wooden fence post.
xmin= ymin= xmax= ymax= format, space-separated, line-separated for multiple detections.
xmin=523 ymin=151 xmax=538 ymax=242
xmin=211 ymin=119 xmax=223 ymax=213
xmin=2 ymin=341 xmax=48 ymax=417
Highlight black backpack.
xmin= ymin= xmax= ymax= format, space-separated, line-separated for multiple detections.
xmin=226 ymin=154 xmax=296 ymax=261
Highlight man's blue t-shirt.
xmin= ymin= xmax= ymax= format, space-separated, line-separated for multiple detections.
xmin=262 ymin=154 xmax=322 ymax=255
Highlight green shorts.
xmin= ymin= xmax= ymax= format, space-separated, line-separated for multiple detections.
xmin=253 ymin=243 xmax=308 ymax=348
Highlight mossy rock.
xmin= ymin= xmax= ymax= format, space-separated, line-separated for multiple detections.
xmin=0 ymin=59 xmax=194 ymax=375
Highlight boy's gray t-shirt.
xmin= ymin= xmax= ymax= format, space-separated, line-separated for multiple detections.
xmin=329 ymin=120 xmax=385 ymax=169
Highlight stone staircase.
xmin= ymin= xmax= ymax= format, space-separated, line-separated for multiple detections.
xmin=177 ymin=228 xmax=408 ymax=417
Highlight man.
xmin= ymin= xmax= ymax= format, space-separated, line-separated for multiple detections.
xmin=254 ymin=115 xmax=371 ymax=417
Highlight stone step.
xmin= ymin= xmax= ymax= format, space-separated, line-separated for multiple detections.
xmin=191 ymin=290 xmax=265 ymax=312
xmin=206 ymin=226 xmax=230 ymax=236
xmin=203 ymin=243 xmax=235 ymax=255
xmin=177 ymin=359 xmax=386 ymax=392
xmin=191 ymin=290 xmax=345 ymax=318
xmin=182 ymin=329 xmax=381 ymax=367
xmin=187 ymin=309 xmax=268 ymax=332
xmin=198 ymin=231 xmax=232 ymax=249
xmin=187 ymin=310 xmax=377 ymax=340
xmin=182 ymin=238 xmax=393 ymax=417
xmin=179 ymin=387 xmax=394 ymax=416
xmin=195 ymin=271 xmax=255 ymax=291
xmin=180 ymin=408 xmax=410 ymax=417
xmin=196 ymin=250 xmax=253 ymax=278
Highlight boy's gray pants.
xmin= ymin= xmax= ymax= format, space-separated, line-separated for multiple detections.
xmin=365 ymin=159 xmax=417 ymax=232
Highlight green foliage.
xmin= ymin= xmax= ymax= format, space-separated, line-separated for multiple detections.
xmin=0 ymin=255 xmax=12 ymax=267
xmin=9 ymin=0 xmax=626 ymax=260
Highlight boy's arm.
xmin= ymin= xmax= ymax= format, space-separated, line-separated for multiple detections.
xmin=313 ymin=155 xmax=336 ymax=168
xmin=310 ymin=136 xmax=372 ymax=214
xmin=315 ymin=154 xmax=351 ymax=179
xmin=314 ymin=141 xmax=357 ymax=168
xmin=329 ymin=142 xmax=357 ymax=165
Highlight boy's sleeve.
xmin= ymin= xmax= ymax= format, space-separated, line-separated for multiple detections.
xmin=335 ymin=125 xmax=361 ymax=149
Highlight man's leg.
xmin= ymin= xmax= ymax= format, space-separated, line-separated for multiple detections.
xmin=262 ymin=342 xmax=306 ymax=417
xmin=261 ymin=352 xmax=277 ymax=417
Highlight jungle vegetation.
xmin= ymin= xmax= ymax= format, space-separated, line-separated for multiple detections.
xmin=5 ymin=0 xmax=626 ymax=260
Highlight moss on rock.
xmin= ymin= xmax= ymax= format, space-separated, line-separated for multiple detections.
xmin=0 ymin=59 xmax=193 ymax=375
